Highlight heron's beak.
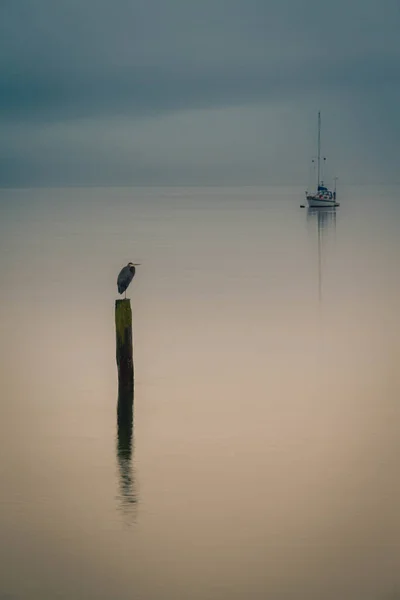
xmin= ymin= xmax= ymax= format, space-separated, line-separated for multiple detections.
xmin=132 ymin=263 xmax=141 ymax=266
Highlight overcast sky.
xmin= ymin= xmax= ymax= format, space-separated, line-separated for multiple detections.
xmin=1 ymin=0 xmax=399 ymax=185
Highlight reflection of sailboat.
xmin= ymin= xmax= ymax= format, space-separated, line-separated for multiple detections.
xmin=116 ymin=386 xmax=136 ymax=512
xmin=305 ymin=112 xmax=339 ymax=208
xmin=307 ymin=207 xmax=337 ymax=305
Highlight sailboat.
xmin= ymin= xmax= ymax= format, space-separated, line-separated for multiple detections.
xmin=305 ymin=112 xmax=339 ymax=208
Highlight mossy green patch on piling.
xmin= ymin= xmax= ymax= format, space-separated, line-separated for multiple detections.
xmin=115 ymin=299 xmax=132 ymax=346
xmin=115 ymin=299 xmax=134 ymax=395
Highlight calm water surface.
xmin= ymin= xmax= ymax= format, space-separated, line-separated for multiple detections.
xmin=0 ymin=186 xmax=399 ymax=599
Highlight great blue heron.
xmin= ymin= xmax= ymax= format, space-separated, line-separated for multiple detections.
xmin=117 ymin=262 xmax=140 ymax=298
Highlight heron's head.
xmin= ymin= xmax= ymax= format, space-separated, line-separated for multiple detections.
xmin=128 ymin=262 xmax=140 ymax=272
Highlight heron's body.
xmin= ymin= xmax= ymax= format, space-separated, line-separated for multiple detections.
xmin=117 ymin=262 xmax=140 ymax=297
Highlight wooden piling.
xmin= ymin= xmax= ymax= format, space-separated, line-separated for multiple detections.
xmin=115 ymin=299 xmax=134 ymax=397
xmin=117 ymin=386 xmax=134 ymax=463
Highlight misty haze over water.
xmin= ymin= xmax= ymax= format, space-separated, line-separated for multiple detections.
xmin=1 ymin=1 xmax=400 ymax=598
xmin=0 ymin=185 xmax=399 ymax=599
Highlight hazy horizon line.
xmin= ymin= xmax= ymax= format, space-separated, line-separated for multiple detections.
xmin=1 ymin=181 xmax=398 ymax=190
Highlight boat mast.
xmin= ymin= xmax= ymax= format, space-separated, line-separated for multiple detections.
xmin=317 ymin=111 xmax=321 ymax=189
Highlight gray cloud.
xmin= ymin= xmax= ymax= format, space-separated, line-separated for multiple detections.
xmin=0 ymin=0 xmax=399 ymax=184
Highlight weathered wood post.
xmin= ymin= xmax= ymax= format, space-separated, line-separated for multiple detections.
xmin=115 ymin=299 xmax=134 ymax=398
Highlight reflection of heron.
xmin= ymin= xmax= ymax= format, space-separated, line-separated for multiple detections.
xmin=117 ymin=388 xmax=136 ymax=513
xmin=117 ymin=262 xmax=140 ymax=298
xmin=307 ymin=207 xmax=337 ymax=305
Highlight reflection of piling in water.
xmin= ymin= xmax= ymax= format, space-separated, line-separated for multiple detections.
xmin=117 ymin=387 xmax=136 ymax=506
xmin=115 ymin=299 xmax=134 ymax=398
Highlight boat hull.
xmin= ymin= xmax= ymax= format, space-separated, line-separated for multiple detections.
xmin=306 ymin=195 xmax=338 ymax=208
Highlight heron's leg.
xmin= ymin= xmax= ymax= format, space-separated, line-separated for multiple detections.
xmin=124 ymin=290 xmax=126 ymax=299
